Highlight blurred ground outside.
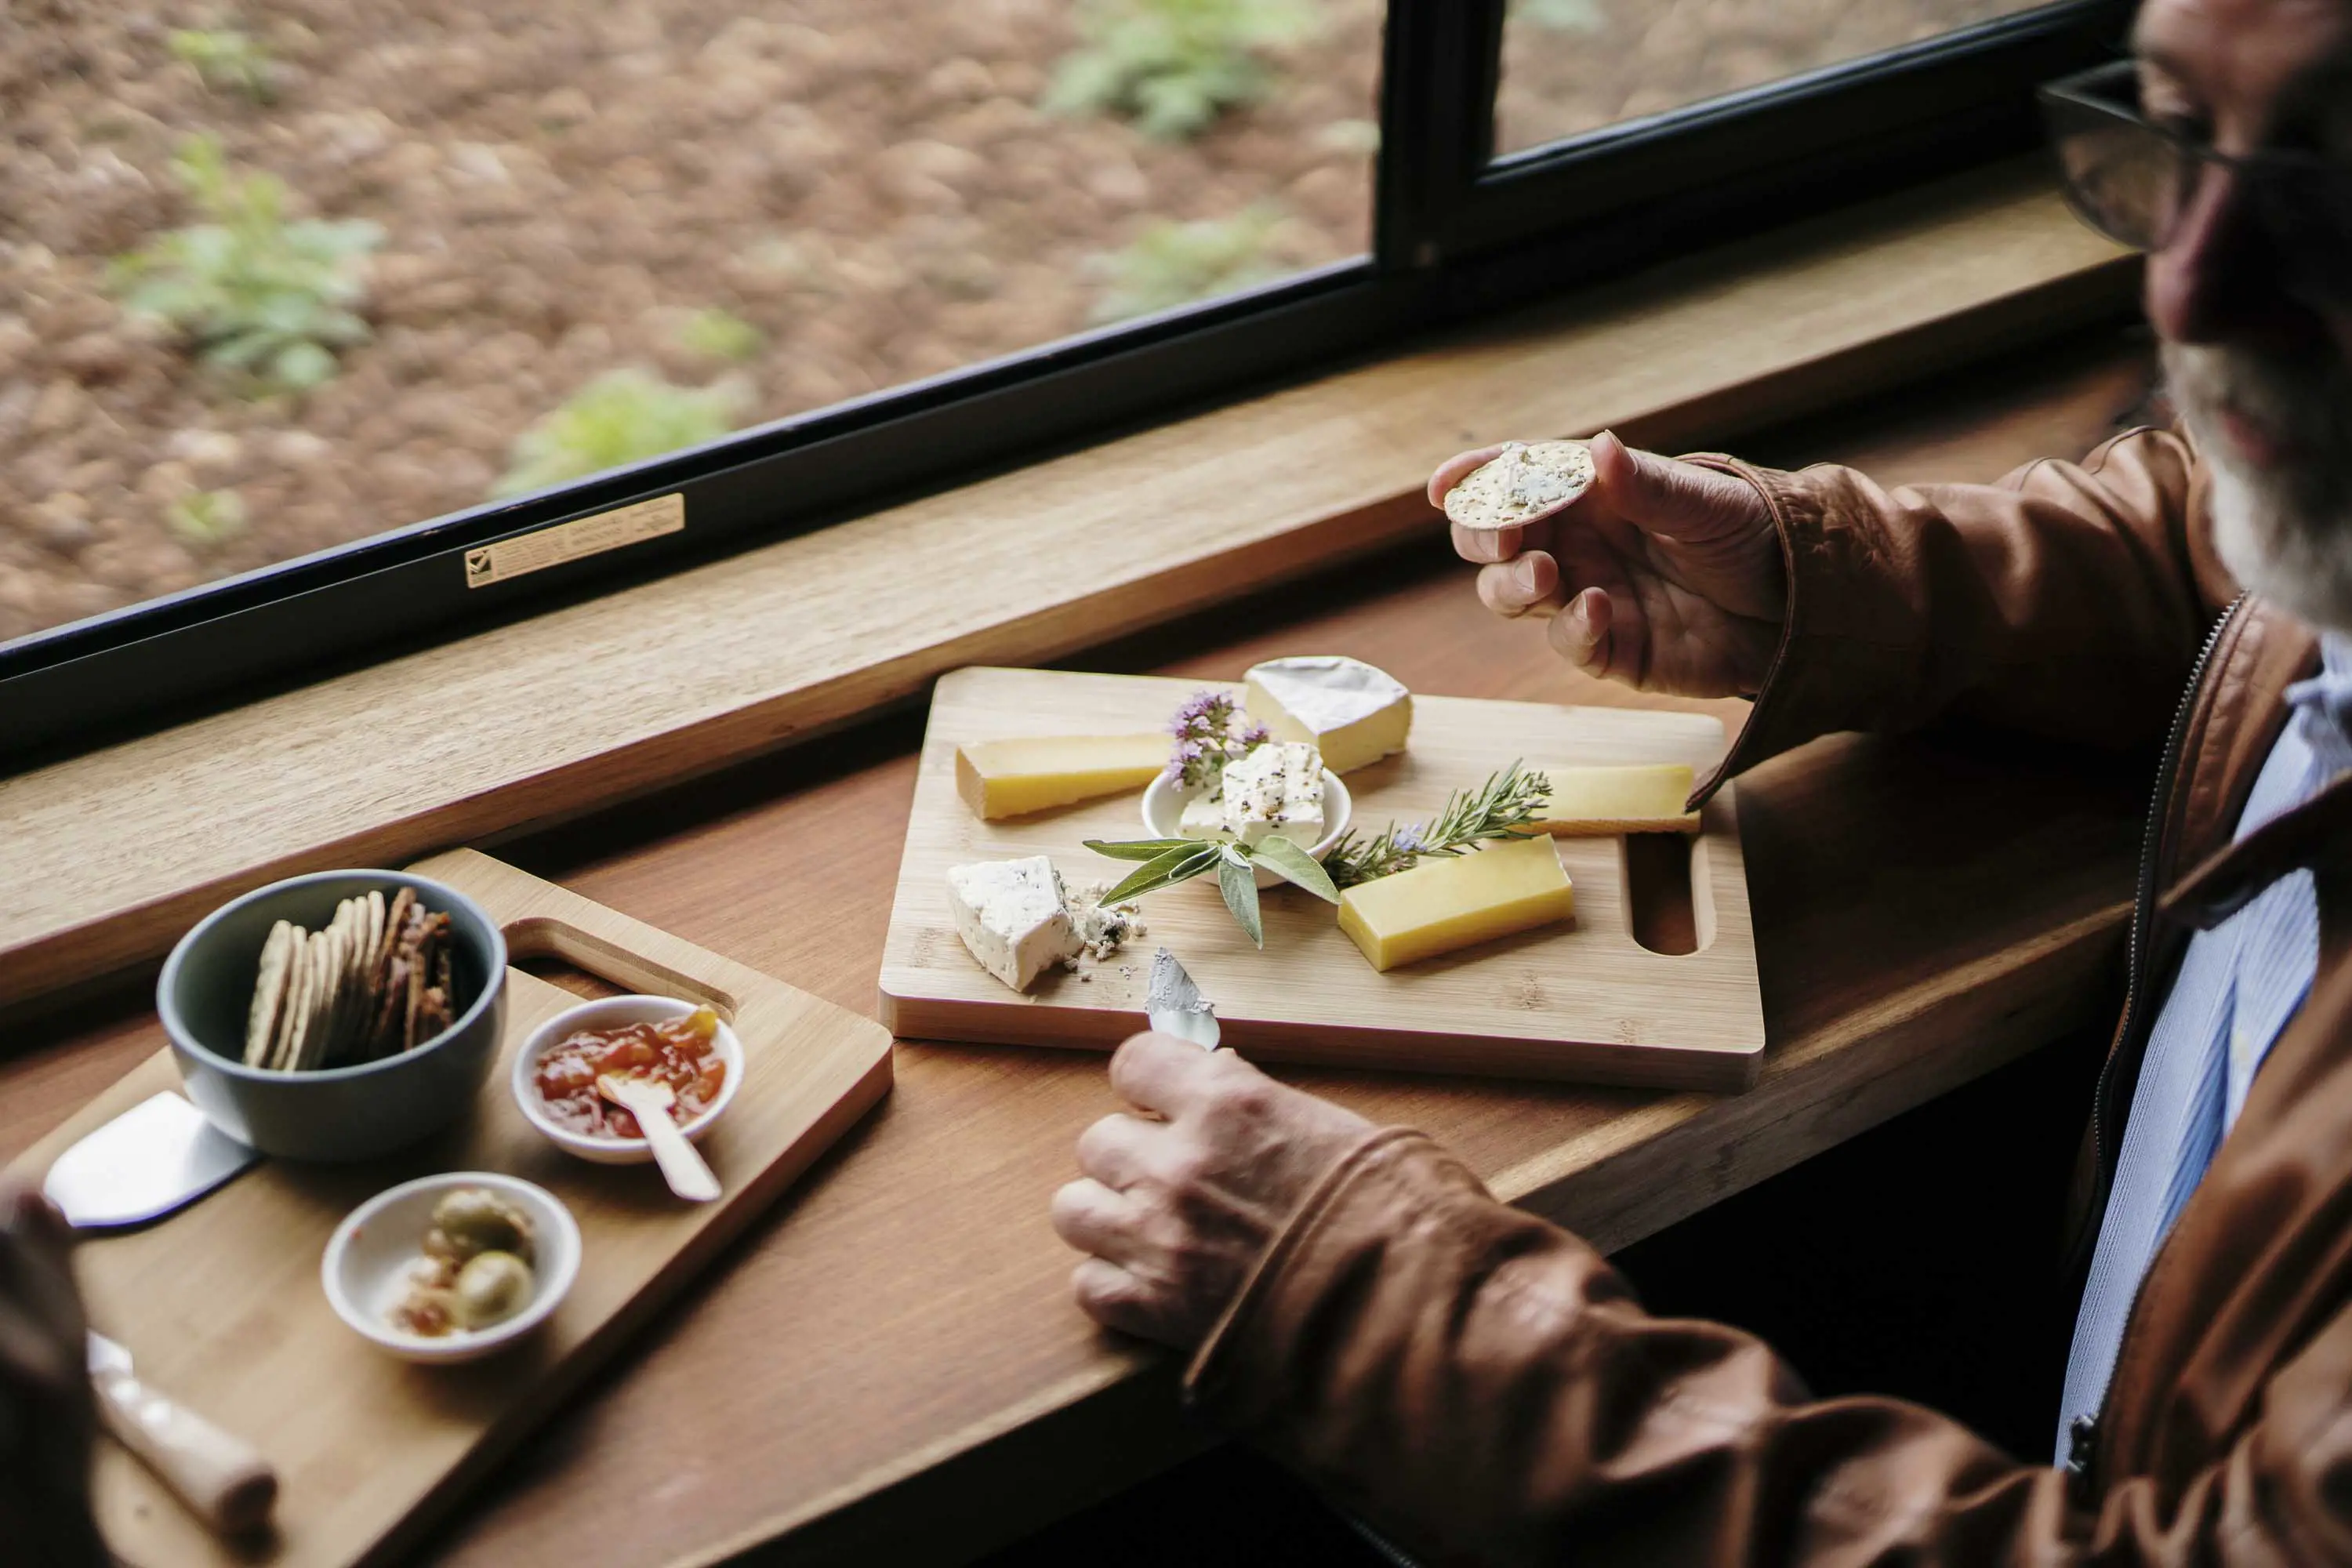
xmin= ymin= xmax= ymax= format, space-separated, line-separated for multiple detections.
xmin=2 ymin=0 xmax=2038 ymax=646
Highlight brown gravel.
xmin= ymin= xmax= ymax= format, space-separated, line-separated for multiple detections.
xmin=1 ymin=0 xmax=2024 ymax=645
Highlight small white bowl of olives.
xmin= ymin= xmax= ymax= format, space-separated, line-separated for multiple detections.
xmin=321 ymin=1172 xmax=581 ymax=1364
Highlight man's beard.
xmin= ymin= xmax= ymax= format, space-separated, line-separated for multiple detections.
xmin=2168 ymin=341 xmax=2352 ymax=632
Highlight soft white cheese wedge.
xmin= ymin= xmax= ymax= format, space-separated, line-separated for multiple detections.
xmin=945 ymin=855 xmax=1081 ymax=993
xmin=1243 ymin=656 xmax=1411 ymax=775
xmin=1217 ymin=741 xmax=1324 ymax=848
xmin=1178 ymin=791 xmax=1233 ymax=843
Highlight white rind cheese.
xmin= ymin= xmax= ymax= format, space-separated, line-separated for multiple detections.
xmin=1244 ymin=656 xmax=1411 ymax=775
xmin=946 ymin=856 xmax=1081 ymax=993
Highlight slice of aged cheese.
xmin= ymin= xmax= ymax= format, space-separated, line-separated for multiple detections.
xmin=955 ymin=733 xmax=1167 ymax=819
xmin=1243 ymin=656 xmax=1411 ymax=775
xmin=946 ymin=856 xmax=1081 ymax=993
xmin=1337 ymin=833 xmax=1574 ymax=972
xmin=1443 ymin=441 xmax=1596 ymax=531
xmin=1528 ymin=763 xmax=1699 ymax=835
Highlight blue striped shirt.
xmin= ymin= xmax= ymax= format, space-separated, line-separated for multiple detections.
xmin=2057 ymin=631 xmax=2352 ymax=1462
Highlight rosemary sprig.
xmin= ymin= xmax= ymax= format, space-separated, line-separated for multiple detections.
xmin=1319 ymin=762 xmax=1552 ymax=889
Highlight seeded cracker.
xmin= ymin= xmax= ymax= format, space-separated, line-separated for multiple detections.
xmin=310 ymin=902 xmax=347 ymax=1069
xmin=288 ymin=931 xmax=326 ymax=1073
xmin=368 ymin=889 xmax=417 ymax=1058
xmin=1443 ymin=440 xmax=1597 ymax=531
xmin=270 ymin=927 xmax=310 ymax=1072
xmin=328 ymin=898 xmax=362 ymax=1065
xmin=245 ymin=920 xmax=293 ymax=1066
xmin=312 ymin=909 xmax=350 ymax=1071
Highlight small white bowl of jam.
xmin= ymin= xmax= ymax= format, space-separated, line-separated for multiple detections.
xmin=512 ymin=995 xmax=743 ymax=1166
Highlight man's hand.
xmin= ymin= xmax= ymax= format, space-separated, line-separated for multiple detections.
xmin=1436 ymin=430 xmax=1786 ymax=698
xmin=1053 ymin=1035 xmax=1374 ymax=1350
xmin=0 ymin=1187 xmax=106 ymax=1567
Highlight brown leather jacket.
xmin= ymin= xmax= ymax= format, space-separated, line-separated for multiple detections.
xmin=1185 ymin=427 xmax=2352 ymax=1564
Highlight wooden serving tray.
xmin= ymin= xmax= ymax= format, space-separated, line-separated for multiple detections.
xmin=880 ymin=667 xmax=1765 ymax=1089
xmin=10 ymin=850 xmax=893 ymax=1568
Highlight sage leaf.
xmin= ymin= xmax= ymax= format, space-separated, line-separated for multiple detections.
xmin=1102 ymin=844 xmax=1221 ymax=905
xmin=1218 ymin=854 xmax=1264 ymax=948
xmin=1250 ymin=836 xmax=1341 ymax=903
xmin=1085 ymin=837 xmax=1200 ymax=862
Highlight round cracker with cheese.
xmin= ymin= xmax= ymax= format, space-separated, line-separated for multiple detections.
xmin=1443 ymin=440 xmax=1596 ymax=531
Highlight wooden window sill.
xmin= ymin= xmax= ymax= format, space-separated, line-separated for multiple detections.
xmin=0 ymin=159 xmax=2132 ymax=1012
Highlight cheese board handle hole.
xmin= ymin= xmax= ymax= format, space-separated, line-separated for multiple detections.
xmin=502 ymin=916 xmax=740 ymax=1022
xmin=1622 ymin=833 xmax=1711 ymax=957
xmin=515 ymin=954 xmax=630 ymax=1003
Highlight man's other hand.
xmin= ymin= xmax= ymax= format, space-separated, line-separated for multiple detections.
xmin=1436 ymin=430 xmax=1786 ymax=698
xmin=0 ymin=1186 xmax=107 ymax=1567
xmin=1052 ymin=1035 xmax=1373 ymax=1349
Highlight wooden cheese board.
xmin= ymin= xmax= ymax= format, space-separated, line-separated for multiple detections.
xmin=9 ymin=849 xmax=894 ymax=1568
xmin=880 ymin=667 xmax=1766 ymax=1089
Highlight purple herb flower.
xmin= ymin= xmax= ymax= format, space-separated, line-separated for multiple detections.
xmin=1391 ymin=823 xmax=1425 ymax=855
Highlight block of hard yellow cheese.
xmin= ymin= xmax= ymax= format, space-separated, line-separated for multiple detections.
xmin=1243 ymin=655 xmax=1412 ymax=775
xmin=1528 ymin=763 xmax=1698 ymax=835
xmin=955 ymin=734 xmax=1167 ymax=820
xmin=1336 ymin=833 xmax=1574 ymax=972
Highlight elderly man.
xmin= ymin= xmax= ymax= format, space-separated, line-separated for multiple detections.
xmin=1052 ymin=0 xmax=2352 ymax=1558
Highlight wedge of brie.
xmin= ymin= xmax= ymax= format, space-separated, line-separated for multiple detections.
xmin=946 ymin=856 xmax=1082 ymax=993
xmin=1243 ymin=656 xmax=1411 ymax=775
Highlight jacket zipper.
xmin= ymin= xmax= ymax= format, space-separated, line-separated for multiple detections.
xmin=2067 ymin=590 xmax=2248 ymax=1488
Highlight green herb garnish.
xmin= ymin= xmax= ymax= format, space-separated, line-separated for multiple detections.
xmin=1083 ymin=833 xmax=1340 ymax=949
xmin=1319 ymin=762 xmax=1552 ymax=889
xmin=1083 ymin=761 xmax=1551 ymax=943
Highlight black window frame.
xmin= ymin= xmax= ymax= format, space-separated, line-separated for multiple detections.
xmin=1 ymin=0 xmax=2131 ymax=767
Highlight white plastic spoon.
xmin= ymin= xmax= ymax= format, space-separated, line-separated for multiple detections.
xmin=596 ymin=1073 xmax=720 ymax=1203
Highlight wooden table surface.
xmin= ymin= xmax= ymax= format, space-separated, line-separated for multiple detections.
xmin=2 ymin=325 xmax=2161 ymax=1567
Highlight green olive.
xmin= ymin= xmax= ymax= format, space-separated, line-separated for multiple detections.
xmin=423 ymin=1188 xmax=535 ymax=1265
xmin=450 ymin=1250 xmax=536 ymax=1330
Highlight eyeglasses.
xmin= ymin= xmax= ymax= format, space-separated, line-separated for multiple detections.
xmin=2038 ymin=60 xmax=2352 ymax=305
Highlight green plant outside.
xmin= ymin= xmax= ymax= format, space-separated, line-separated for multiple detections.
xmin=493 ymin=369 xmax=749 ymax=499
xmin=1045 ymin=0 xmax=1322 ymax=140
xmin=166 ymin=488 xmax=249 ymax=549
xmin=109 ymin=136 xmax=381 ymax=397
xmin=676 ymin=307 xmax=764 ymax=364
xmin=1088 ymin=205 xmax=1287 ymax=324
xmin=169 ymin=27 xmax=278 ymax=103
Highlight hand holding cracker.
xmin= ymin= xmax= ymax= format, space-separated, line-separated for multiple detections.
xmin=1432 ymin=430 xmax=1787 ymax=699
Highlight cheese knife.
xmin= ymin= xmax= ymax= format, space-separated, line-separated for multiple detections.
xmin=1145 ymin=947 xmax=1221 ymax=1051
xmin=42 ymin=1091 xmax=257 ymax=1230
xmin=88 ymin=1331 xmax=279 ymax=1536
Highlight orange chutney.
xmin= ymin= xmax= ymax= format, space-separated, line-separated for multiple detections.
xmin=533 ymin=1006 xmax=726 ymax=1139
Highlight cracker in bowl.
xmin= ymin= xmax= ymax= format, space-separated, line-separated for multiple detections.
xmin=1443 ymin=440 xmax=1596 ymax=531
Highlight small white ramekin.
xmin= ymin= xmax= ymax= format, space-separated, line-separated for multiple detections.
xmin=510 ymin=994 xmax=744 ymax=1166
xmin=321 ymin=1171 xmax=580 ymax=1364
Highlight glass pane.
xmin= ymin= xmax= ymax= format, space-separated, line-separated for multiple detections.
xmin=1496 ymin=0 xmax=2058 ymax=156
xmin=2 ymin=0 xmax=1381 ymax=645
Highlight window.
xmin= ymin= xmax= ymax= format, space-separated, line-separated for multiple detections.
xmin=1496 ymin=0 xmax=2065 ymax=156
xmin=0 ymin=0 xmax=2127 ymax=764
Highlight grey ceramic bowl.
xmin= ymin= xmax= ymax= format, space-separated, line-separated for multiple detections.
xmin=158 ymin=870 xmax=508 ymax=1162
